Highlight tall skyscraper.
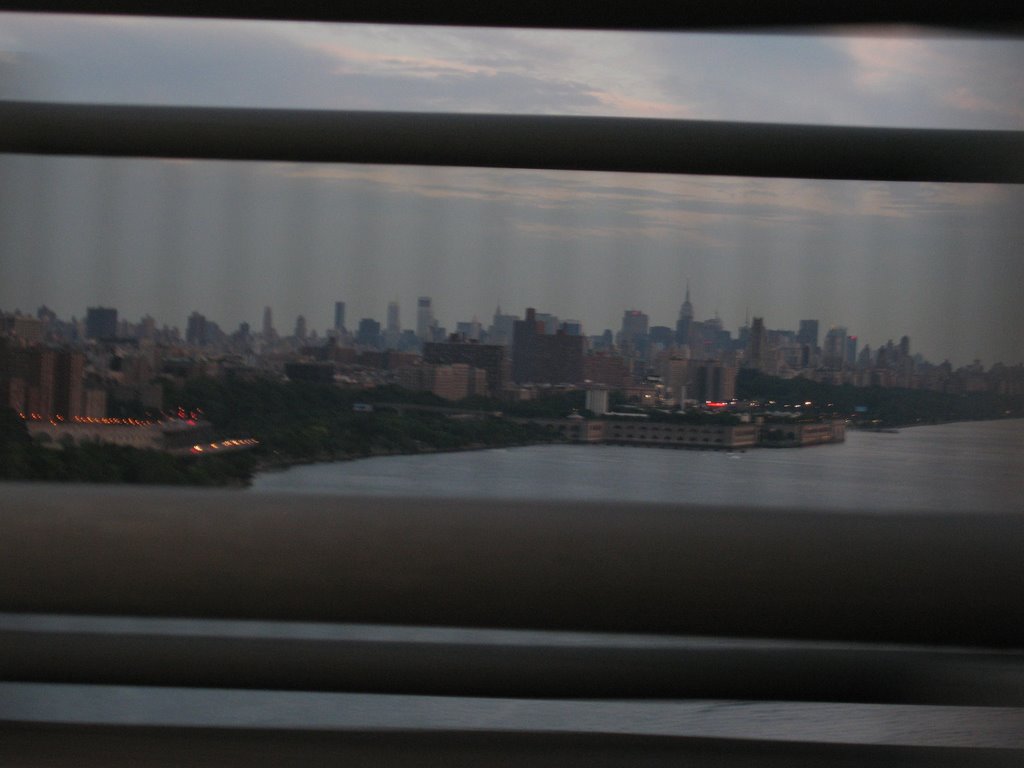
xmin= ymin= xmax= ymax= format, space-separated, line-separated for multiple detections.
xmin=823 ymin=326 xmax=848 ymax=368
xmin=797 ymin=319 xmax=819 ymax=349
xmin=294 ymin=315 xmax=307 ymax=341
xmin=488 ymin=306 xmax=519 ymax=346
xmin=619 ymin=310 xmax=649 ymax=358
xmin=747 ymin=317 xmax=767 ymax=370
xmin=416 ymin=297 xmax=434 ymax=340
xmin=620 ymin=310 xmax=649 ymax=341
xmin=675 ymin=283 xmax=694 ymax=346
xmin=387 ymin=301 xmax=400 ymax=334
xmin=846 ymin=335 xmax=858 ymax=368
xmin=334 ymin=301 xmax=346 ymax=332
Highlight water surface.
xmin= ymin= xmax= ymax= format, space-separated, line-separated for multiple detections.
xmin=251 ymin=419 xmax=1024 ymax=513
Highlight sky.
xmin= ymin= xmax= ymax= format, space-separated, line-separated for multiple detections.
xmin=1 ymin=13 xmax=1022 ymax=366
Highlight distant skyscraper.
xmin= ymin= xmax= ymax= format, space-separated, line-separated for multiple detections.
xmin=648 ymin=326 xmax=674 ymax=348
xmin=455 ymin=320 xmax=482 ymax=342
xmin=747 ymin=317 xmax=767 ymax=370
xmin=356 ymin=318 xmax=382 ymax=348
xmin=85 ymin=307 xmax=118 ymax=340
xmin=619 ymin=310 xmax=649 ymax=357
xmin=823 ymin=326 xmax=848 ymax=368
xmin=846 ymin=335 xmax=858 ymax=368
xmin=262 ymin=306 xmax=275 ymax=338
xmin=620 ymin=310 xmax=649 ymax=341
xmin=797 ymin=319 xmax=819 ymax=349
xmin=561 ymin=320 xmax=582 ymax=336
xmin=417 ymin=297 xmax=434 ymax=340
xmin=294 ymin=315 xmax=307 ymax=341
xmin=334 ymin=301 xmax=346 ymax=332
xmin=387 ymin=301 xmax=400 ymax=334
xmin=488 ymin=306 xmax=519 ymax=346
xmin=676 ymin=283 xmax=694 ymax=346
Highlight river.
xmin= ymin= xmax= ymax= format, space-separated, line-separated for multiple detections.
xmin=250 ymin=418 xmax=1024 ymax=512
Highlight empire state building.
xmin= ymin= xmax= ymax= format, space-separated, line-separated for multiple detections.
xmin=675 ymin=283 xmax=694 ymax=347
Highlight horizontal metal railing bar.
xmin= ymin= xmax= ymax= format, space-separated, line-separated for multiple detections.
xmin=2 ymin=722 xmax=1021 ymax=768
xmin=2 ymin=684 xmax=1024 ymax=749
xmin=2 ymin=101 xmax=1023 ymax=183
xmin=2 ymin=484 xmax=1023 ymax=648
xmin=2 ymin=615 xmax=1022 ymax=704
xmin=0 ymin=1 xmax=1021 ymax=34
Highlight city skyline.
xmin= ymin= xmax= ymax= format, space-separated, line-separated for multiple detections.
xmin=4 ymin=292 xmax=1020 ymax=372
xmin=1 ymin=15 xmax=1022 ymax=367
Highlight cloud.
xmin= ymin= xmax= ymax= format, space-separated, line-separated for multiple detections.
xmin=836 ymin=37 xmax=936 ymax=92
xmin=942 ymin=86 xmax=1024 ymax=123
xmin=831 ymin=33 xmax=1024 ymax=128
xmin=304 ymin=40 xmax=500 ymax=80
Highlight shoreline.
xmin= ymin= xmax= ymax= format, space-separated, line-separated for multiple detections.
xmin=249 ymin=414 xmax=1024 ymax=482
xmin=249 ymin=438 xmax=560 ymax=478
xmin=848 ymin=413 xmax=1024 ymax=431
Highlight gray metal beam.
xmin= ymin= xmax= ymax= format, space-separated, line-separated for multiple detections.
xmin=2 ymin=484 xmax=1023 ymax=648
xmin=2 ymin=616 xmax=1022 ymax=704
xmin=2 ymin=101 xmax=1022 ymax=183
xmin=2 ymin=722 xmax=1020 ymax=768
xmin=0 ymin=1 xmax=1021 ymax=34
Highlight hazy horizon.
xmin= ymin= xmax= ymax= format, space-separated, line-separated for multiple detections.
xmin=2 ymin=15 xmax=1022 ymax=367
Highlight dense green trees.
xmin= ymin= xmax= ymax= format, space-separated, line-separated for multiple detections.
xmin=735 ymin=370 xmax=1024 ymax=427
xmin=164 ymin=376 xmax=561 ymax=472
xmin=0 ymin=407 xmax=254 ymax=485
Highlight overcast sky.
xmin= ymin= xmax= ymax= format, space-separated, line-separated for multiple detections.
xmin=1 ymin=14 xmax=1022 ymax=366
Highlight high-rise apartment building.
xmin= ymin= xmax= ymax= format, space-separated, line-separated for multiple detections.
xmin=53 ymin=349 xmax=84 ymax=418
xmin=334 ymin=301 xmax=346 ymax=332
xmin=424 ymin=338 xmax=506 ymax=396
xmin=512 ymin=308 xmax=584 ymax=385
xmin=692 ymin=360 xmax=737 ymax=403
